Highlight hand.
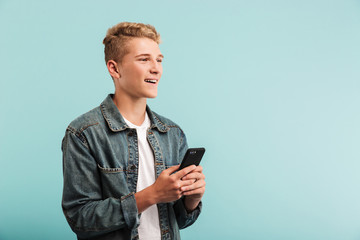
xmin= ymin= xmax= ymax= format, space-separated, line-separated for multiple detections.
xmin=151 ymin=165 xmax=197 ymax=203
xmin=180 ymin=165 xmax=206 ymax=211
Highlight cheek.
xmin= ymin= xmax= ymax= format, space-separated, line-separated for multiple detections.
xmin=133 ymin=65 xmax=147 ymax=77
xmin=122 ymin=64 xmax=143 ymax=77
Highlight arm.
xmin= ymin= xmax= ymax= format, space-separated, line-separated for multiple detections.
xmin=61 ymin=130 xmax=138 ymax=239
xmin=172 ymin=129 xmax=204 ymax=228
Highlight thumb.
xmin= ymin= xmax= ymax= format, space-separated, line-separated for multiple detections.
xmin=162 ymin=165 xmax=180 ymax=175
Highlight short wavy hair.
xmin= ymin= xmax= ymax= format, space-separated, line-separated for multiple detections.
xmin=103 ymin=22 xmax=161 ymax=64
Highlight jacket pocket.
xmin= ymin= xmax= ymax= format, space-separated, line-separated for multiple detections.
xmin=97 ymin=164 xmax=130 ymax=197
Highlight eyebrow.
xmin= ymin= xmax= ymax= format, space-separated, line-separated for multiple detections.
xmin=135 ymin=53 xmax=164 ymax=58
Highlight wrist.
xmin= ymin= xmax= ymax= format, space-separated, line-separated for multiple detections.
xmin=146 ymin=184 xmax=159 ymax=205
xmin=134 ymin=185 xmax=158 ymax=213
xmin=183 ymin=196 xmax=200 ymax=212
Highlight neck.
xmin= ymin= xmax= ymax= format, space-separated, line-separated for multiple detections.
xmin=113 ymin=91 xmax=147 ymax=126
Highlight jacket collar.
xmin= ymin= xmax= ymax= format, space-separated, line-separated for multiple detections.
xmin=100 ymin=94 xmax=169 ymax=133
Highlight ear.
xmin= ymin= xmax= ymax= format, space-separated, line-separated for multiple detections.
xmin=107 ymin=60 xmax=121 ymax=79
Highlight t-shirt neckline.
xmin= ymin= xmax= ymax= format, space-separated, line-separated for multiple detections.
xmin=123 ymin=112 xmax=150 ymax=129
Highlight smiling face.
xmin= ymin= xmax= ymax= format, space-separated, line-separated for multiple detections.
xmin=110 ymin=37 xmax=163 ymax=100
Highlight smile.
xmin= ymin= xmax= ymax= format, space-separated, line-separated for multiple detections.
xmin=144 ymin=79 xmax=158 ymax=84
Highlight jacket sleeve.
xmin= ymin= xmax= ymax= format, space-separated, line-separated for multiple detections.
xmin=172 ymin=128 xmax=202 ymax=229
xmin=61 ymin=128 xmax=139 ymax=239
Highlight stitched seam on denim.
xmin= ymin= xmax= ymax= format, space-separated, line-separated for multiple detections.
xmin=79 ymin=123 xmax=99 ymax=148
xmin=121 ymin=192 xmax=134 ymax=200
xmin=98 ymin=164 xmax=136 ymax=173
xmin=147 ymin=131 xmax=164 ymax=171
xmin=126 ymin=130 xmax=132 ymax=184
xmin=97 ymin=164 xmax=124 ymax=173
xmin=152 ymin=114 xmax=170 ymax=132
xmin=97 ymin=165 xmax=136 ymax=174
xmin=152 ymin=132 xmax=163 ymax=164
xmin=66 ymin=127 xmax=89 ymax=148
xmin=80 ymin=122 xmax=99 ymax=133
xmin=101 ymin=103 xmax=127 ymax=132
xmin=100 ymin=103 xmax=113 ymax=130
xmin=67 ymin=123 xmax=99 ymax=149
xmin=177 ymin=127 xmax=185 ymax=147
xmin=66 ymin=126 xmax=77 ymax=134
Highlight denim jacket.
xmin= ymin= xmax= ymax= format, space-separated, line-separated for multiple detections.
xmin=61 ymin=94 xmax=201 ymax=240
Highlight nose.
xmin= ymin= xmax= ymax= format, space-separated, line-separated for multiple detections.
xmin=150 ymin=60 xmax=161 ymax=75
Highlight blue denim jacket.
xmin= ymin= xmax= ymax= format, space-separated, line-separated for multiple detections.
xmin=62 ymin=94 xmax=201 ymax=240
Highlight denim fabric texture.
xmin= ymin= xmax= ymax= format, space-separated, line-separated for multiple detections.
xmin=61 ymin=94 xmax=202 ymax=240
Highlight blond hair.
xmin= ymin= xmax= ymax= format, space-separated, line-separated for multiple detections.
xmin=103 ymin=22 xmax=161 ymax=64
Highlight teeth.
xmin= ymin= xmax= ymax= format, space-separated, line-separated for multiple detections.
xmin=145 ymin=79 xmax=157 ymax=83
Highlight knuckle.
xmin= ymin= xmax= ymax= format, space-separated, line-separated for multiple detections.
xmin=175 ymin=191 xmax=182 ymax=198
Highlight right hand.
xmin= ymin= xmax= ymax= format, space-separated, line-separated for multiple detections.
xmin=151 ymin=165 xmax=197 ymax=203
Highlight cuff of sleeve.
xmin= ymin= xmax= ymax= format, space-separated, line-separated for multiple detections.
xmin=175 ymin=197 xmax=202 ymax=220
xmin=121 ymin=193 xmax=139 ymax=229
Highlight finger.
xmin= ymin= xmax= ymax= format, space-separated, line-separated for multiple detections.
xmin=180 ymin=179 xmax=205 ymax=192
xmin=163 ymin=165 xmax=180 ymax=175
xmin=186 ymin=165 xmax=203 ymax=173
xmin=182 ymin=166 xmax=203 ymax=178
xmin=182 ymin=186 xmax=205 ymax=196
xmin=174 ymin=165 xmax=196 ymax=179
xmin=193 ymin=165 xmax=203 ymax=172
xmin=179 ymin=179 xmax=195 ymax=187
xmin=182 ymin=172 xmax=205 ymax=181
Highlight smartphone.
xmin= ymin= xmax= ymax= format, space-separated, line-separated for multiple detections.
xmin=178 ymin=148 xmax=206 ymax=170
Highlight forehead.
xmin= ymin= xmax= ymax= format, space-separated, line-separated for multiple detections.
xmin=126 ymin=37 xmax=162 ymax=56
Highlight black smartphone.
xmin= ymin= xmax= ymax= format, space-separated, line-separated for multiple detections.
xmin=178 ymin=148 xmax=206 ymax=170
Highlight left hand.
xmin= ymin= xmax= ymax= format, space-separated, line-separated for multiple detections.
xmin=180 ymin=165 xmax=206 ymax=211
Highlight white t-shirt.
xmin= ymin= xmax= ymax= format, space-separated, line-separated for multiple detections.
xmin=123 ymin=113 xmax=161 ymax=240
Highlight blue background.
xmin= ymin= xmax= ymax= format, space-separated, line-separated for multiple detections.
xmin=1 ymin=0 xmax=360 ymax=239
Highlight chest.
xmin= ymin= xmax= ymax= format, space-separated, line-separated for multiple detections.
xmin=87 ymin=127 xmax=181 ymax=196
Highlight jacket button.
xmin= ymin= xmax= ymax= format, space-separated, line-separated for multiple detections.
xmin=130 ymin=165 xmax=136 ymax=170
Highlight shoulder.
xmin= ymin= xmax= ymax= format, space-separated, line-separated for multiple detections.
xmin=66 ymin=106 xmax=102 ymax=135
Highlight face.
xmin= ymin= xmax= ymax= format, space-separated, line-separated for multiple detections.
xmin=113 ymin=37 xmax=163 ymax=99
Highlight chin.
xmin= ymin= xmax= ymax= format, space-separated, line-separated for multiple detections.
xmin=145 ymin=91 xmax=158 ymax=99
xmin=147 ymin=94 xmax=158 ymax=99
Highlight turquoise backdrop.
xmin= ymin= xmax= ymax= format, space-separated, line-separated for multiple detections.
xmin=1 ymin=0 xmax=360 ymax=239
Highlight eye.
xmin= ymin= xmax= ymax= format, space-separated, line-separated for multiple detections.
xmin=140 ymin=58 xmax=149 ymax=62
xmin=157 ymin=59 xmax=163 ymax=63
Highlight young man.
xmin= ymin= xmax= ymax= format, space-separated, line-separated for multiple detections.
xmin=61 ymin=22 xmax=205 ymax=240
